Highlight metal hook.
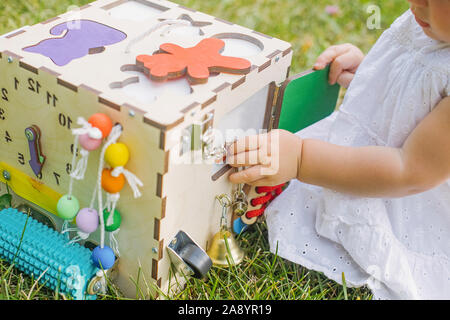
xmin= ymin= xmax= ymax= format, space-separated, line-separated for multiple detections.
xmin=216 ymin=194 xmax=232 ymax=230
xmin=215 ymin=194 xmax=232 ymax=207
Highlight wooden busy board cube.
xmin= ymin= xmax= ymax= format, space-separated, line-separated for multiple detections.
xmin=0 ymin=0 xmax=292 ymax=298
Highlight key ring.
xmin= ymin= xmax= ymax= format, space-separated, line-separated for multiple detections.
xmin=216 ymin=194 xmax=232 ymax=230
xmin=216 ymin=194 xmax=232 ymax=207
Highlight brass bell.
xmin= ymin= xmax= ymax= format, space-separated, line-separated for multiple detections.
xmin=207 ymin=194 xmax=245 ymax=267
xmin=207 ymin=228 xmax=245 ymax=267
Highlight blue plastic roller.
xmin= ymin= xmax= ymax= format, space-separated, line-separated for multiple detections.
xmin=0 ymin=208 xmax=99 ymax=300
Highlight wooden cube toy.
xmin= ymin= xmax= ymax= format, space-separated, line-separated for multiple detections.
xmin=0 ymin=0 xmax=294 ymax=298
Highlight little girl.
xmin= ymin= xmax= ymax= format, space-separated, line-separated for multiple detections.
xmin=226 ymin=0 xmax=450 ymax=299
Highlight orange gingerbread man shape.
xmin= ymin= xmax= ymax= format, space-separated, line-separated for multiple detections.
xmin=136 ymin=38 xmax=252 ymax=84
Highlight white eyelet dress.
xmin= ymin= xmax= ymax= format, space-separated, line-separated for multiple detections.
xmin=265 ymin=9 xmax=450 ymax=300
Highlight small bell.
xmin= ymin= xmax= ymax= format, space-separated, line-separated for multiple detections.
xmin=207 ymin=228 xmax=245 ymax=266
xmin=207 ymin=194 xmax=245 ymax=267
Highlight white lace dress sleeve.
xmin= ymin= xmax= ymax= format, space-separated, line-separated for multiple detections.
xmin=265 ymin=9 xmax=450 ymax=300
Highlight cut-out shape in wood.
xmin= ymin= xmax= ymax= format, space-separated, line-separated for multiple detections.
xmin=213 ymin=33 xmax=264 ymax=58
xmin=220 ymin=38 xmax=262 ymax=57
xmin=108 ymin=0 xmax=168 ymax=22
xmin=136 ymin=38 xmax=251 ymax=84
xmin=158 ymin=14 xmax=212 ymax=36
xmin=23 ymin=20 xmax=127 ymax=66
xmin=110 ymin=65 xmax=192 ymax=104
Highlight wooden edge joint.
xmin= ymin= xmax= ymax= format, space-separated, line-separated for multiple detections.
xmin=231 ymin=77 xmax=245 ymax=90
xmin=154 ymin=217 xmax=160 ymax=240
xmin=282 ymin=47 xmax=293 ymax=57
xmin=99 ymin=97 xmax=121 ymax=111
xmin=266 ymin=50 xmax=282 ymax=60
xmin=5 ymin=29 xmax=26 ymax=38
xmin=258 ymin=60 xmax=271 ymax=73
xmin=201 ymin=95 xmax=217 ymax=109
xmin=57 ymin=78 xmax=78 ymax=92
xmin=19 ymin=61 xmax=38 ymax=74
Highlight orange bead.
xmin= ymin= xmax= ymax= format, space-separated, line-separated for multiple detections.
xmin=88 ymin=113 xmax=113 ymax=138
xmin=101 ymin=168 xmax=125 ymax=194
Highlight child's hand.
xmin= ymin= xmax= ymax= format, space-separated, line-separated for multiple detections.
xmin=226 ymin=129 xmax=303 ymax=186
xmin=313 ymin=43 xmax=364 ymax=88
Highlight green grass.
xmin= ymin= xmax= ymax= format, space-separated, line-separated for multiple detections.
xmin=0 ymin=0 xmax=409 ymax=300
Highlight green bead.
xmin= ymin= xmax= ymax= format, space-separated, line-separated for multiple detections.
xmin=57 ymin=195 xmax=80 ymax=220
xmin=103 ymin=208 xmax=121 ymax=232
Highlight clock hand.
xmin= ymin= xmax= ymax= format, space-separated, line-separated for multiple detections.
xmin=25 ymin=125 xmax=46 ymax=176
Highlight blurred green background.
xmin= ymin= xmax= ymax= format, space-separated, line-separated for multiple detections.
xmin=0 ymin=0 xmax=410 ymax=300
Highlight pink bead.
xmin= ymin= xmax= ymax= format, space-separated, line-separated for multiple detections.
xmin=76 ymin=208 xmax=99 ymax=233
xmin=78 ymin=133 xmax=102 ymax=151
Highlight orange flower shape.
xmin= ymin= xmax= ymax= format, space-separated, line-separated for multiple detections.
xmin=136 ymin=38 xmax=252 ymax=84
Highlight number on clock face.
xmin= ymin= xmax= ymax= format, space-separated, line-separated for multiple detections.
xmin=0 ymin=73 xmax=77 ymax=191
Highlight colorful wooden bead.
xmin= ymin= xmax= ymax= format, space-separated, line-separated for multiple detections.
xmin=76 ymin=208 xmax=99 ymax=233
xmin=88 ymin=113 xmax=113 ymax=138
xmin=103 ymin=208 xmax=121 ymax=232
xmin=104 ymin=143 xmax=129 ymax=168
xmin=78 ymin=133 xmax=102 ymax=151
xmin=56 ymin=194 xmax=80 ymax=220
xmin=91 ymin=245 xmax=115 ymax=270
xmin=101 ymin=168 xmax=125 ymax=194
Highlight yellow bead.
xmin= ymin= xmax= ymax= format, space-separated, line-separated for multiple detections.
xmin=105 ymin=143 xmax=129 ymax=168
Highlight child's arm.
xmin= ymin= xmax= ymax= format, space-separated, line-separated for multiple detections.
xmin=227 ymin=96 xmax=450 ymax=198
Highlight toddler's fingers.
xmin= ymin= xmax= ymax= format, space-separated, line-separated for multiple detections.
xmin=248 ymin=178 xmax=280 ymax=187
xmin=227 ymin=149 xmax=271 ymax=167
xmin=313 ymin=44 xmax=352 ymax=70
xmin=228 ymin=165 xmax=265 ymax=184
xmin=328 ymin=51 xmax=358 ymax=85
xmin=227 ymin=133 xmax=268 ymax=156
xmin=336 ymin=71 xmax=354 ymax=88
xmin=314 ymin=47 xmax=339 ymax=69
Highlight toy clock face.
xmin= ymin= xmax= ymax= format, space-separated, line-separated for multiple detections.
xmin=0 ymin=70 xmax=89 ymax=199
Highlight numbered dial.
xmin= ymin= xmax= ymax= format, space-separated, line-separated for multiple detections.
xmin=0 ymin=66 xmax=79 ymax=193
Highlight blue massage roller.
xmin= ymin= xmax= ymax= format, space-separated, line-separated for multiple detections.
xmin=0 ymin=208 xmax=101 ymax=300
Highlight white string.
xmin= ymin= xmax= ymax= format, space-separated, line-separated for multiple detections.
xmin=111 ymin=166 xmax=144 ymax=199
xmin=70 ymin=149 xmax=90 ymax=180
xmin=110 ymin=229 xmax=121 ymax=257
xmin=67 ymin=231 xmax=90 ymax=245
xmin=69 ymin=117 xmax=103 ymax=181
xmin=124 ymin=19 xmax=191 ymax=54
xmin=97 ymin=124 xmax=123 ymax=248
xmin=61 ymin=227 xmax=79 ymax=234
xmin=105 ymin=192 xmax=120 ymax=226
xmin=61 ymin=220 xmax=70 ymax=238
xmin=67 ymin=136 xmax=79 ymax=199
xmin=104 ymin=193 xmax=120 ymax=257
xmin=72 ymin=117 xmax=102 ymax=139
xmin=65 ymin=117 xmax=105 ymax=243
